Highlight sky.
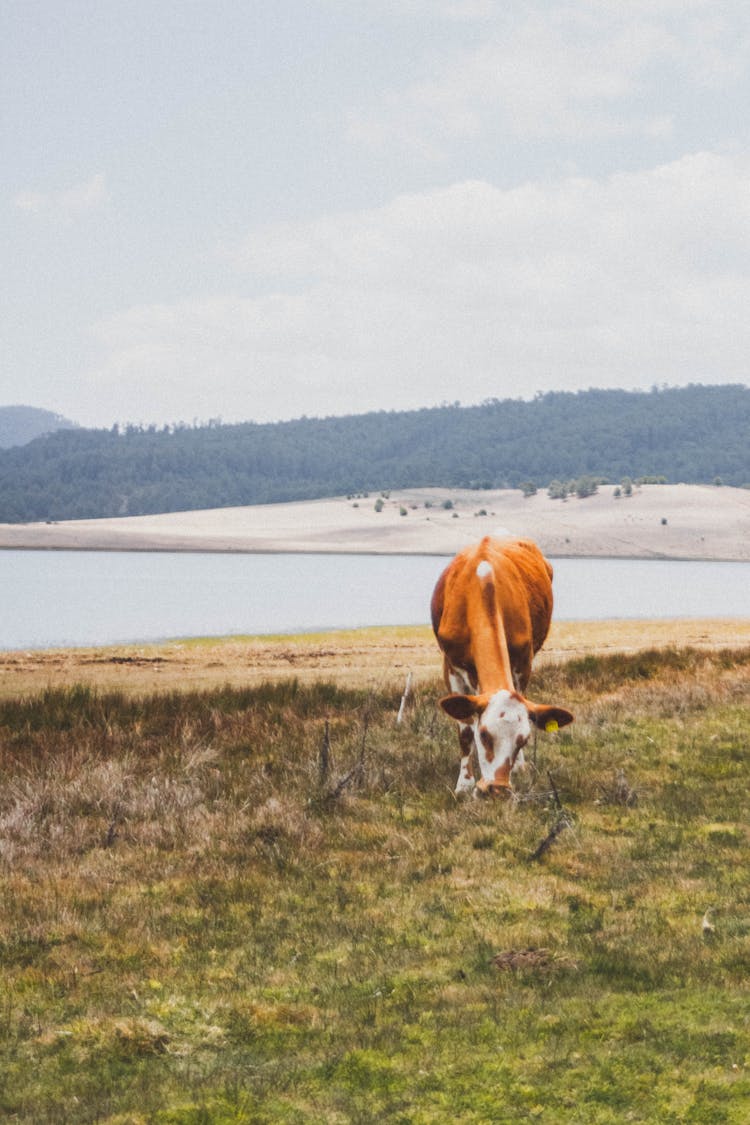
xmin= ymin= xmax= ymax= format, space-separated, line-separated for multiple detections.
xmin=3 ymin=0 xmax=750 ymax=429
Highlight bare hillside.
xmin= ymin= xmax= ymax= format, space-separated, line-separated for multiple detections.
xmin=1 ymin=484 xmax=748 ymax=560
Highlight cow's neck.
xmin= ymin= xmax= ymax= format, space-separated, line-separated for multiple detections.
xmin=471 ymin=611 xmax=514 ymax=694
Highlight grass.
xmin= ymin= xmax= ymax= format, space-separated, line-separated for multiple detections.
xmin=4 ymin=618 xmax=750 ymax=699
xmin=1 ymin=646 xmax=749 ymax=1121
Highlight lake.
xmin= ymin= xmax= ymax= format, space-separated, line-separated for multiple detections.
xmin=1 ymin=550 xmax=748 ymax=650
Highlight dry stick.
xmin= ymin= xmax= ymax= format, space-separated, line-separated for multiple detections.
xmin=547 ymin=770 xmax=563 ymax=812
xmin=328 ymin=765 xmax=359 ymax=799
xmin=354 ymin=711 xmax=369 ymax=787
xmin=529 ymin=771 xmax=571 ymax=861
xmin=396 ymin=671 xmax=413 ymax=724
xmin=326 ymin=709 xmax=370 ymax=799
xmin=319 ymin=720 xmax=332 ymax=786
xmin=104 ymin=800 xmax=122 ymax=848
xmin=529 ymin=816 xmax=570 ymax=862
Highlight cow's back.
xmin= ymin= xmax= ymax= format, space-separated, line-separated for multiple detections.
xmin=431 ymin=537 xmax=554 ymax=688
xmin=492 ymin=538 xmax=554 ymax=655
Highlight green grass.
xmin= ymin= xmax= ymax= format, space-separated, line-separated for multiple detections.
xmin=1 ymin=650 xmax=749 ymax=1122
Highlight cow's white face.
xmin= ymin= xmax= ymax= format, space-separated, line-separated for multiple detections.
xmin=439 ymin=688 xmax=531 ymax=797
xmin=440 ymin=688 xmax=574 ymax=797
xmin=473 ymin=689 xmax=530 ymax=797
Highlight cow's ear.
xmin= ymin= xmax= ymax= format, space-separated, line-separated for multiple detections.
xmin=439 ymin=693 xmax=484 ymax=723
xmin=526 ymin=702 xmax=574 ymax=732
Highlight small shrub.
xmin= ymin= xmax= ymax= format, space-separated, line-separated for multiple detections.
xmin=573 ymin=475 xmax=599 ymax=499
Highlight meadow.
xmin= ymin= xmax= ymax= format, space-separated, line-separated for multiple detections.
xmin=1 ymin=632 xmax=749 ymax=1122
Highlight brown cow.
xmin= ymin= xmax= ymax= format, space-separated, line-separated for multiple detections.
xmin=431 ymin=535 xmax=573 ymax=797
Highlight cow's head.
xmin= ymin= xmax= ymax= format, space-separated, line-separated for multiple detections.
xmin=439 ymin=689 xmax=574 ymax=797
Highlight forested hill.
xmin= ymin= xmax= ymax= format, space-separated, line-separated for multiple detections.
xmin=0 ymin=384 xmax=748 ymax=522
xmin=0 ymin=405 xmax=77 ymax=449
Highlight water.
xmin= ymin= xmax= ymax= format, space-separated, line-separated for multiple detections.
xmin=1 ymin=550 xmax=747 ymax=650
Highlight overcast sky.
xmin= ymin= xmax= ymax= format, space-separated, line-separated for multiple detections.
xmin=3 ymin=1 xmax=750 ymax=428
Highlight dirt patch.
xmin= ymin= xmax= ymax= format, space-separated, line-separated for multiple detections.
xmin=1 ymin=619 xmax=749 ymax=699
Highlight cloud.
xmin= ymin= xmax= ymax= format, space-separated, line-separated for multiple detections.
xmin=344 ymin=2 xmax=749 ymax=153
xmin=13 ymin=173 xmax=107 ymax=218
xmin=440 ymin=0 xmax=498 ymax=20
xmin=81 ymin=151 xmax=750 ymax=426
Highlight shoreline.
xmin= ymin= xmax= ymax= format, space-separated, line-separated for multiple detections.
xmin=2 ymin=542 xmax=748 ymax=563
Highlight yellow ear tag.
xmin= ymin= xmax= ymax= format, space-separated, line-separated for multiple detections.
xmin=545 ymin=720 xmax=559 ymax=733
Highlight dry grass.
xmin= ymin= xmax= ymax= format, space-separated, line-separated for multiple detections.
xmin=2 ymin=618 xmax=750 ymax=699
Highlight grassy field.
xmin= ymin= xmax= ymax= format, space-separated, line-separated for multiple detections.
xmin=1 ymin=632 xmax=749 ymax=1122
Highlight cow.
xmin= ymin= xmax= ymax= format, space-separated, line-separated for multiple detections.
xmin=431 ymin=535 xmax=573 ymax=797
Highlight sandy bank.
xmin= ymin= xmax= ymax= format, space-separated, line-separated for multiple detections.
xmin=1 ymin=484 xmax=749 ymax=561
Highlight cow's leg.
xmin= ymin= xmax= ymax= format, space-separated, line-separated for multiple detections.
xmin=445 ymin=666 xmax=477 ymax=795
xmin=510 ymin=655 xmax=531 ymax=771
xmin=455 ymin=723 xmax=476 ymax=795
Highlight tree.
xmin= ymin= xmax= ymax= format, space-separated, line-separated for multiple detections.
xmin=574 ymin=476 xmax=599 ymax=499
xmin=0 ymin=385 xmax=748 ymax=521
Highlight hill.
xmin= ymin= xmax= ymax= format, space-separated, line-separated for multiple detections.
xmin=2 ymin=484 xmax=749 ymax=561
xmin=0 ymin=404 xmax=77 ymax=449
xmin=0 ymin=384 xmax=747 ymax=522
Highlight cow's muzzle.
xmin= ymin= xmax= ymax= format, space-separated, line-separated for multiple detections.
xmin=475 ymin=779 xmax=514 ymax=799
